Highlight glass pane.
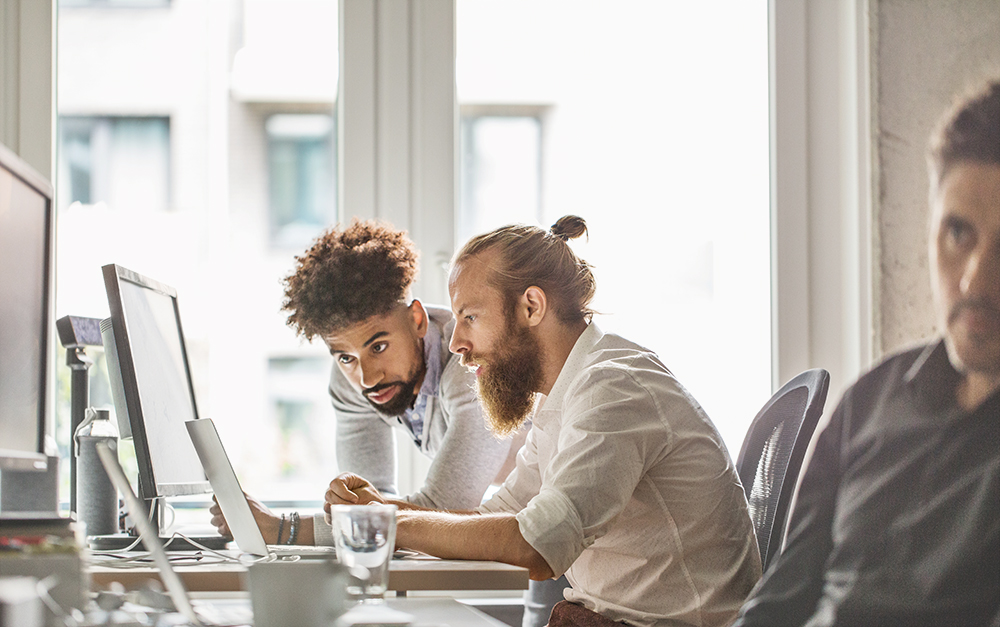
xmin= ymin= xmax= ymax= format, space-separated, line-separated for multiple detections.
xmin=56 ymin=0 xmax=340 ymax=505
xmin=56 ymin=116 xmax=169 ymax=213
xmin=460 ymin=114 xmax=541 ymax=243
xmin=457 ymin=0 xmax=770 ymax=455
xmin=266 ymin=114 xmax=336 ymax=249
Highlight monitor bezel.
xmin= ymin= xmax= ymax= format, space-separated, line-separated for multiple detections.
xmin=0 ymin=142 xmax=52 ymax=473
xmin=101 ymin=263 xmax=211 ymax=498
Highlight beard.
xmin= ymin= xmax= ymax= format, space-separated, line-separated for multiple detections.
xmin=364 ymin=343 xmax=427 ymax=417
xmin=472 ymin=319 xmax=544 ymax=437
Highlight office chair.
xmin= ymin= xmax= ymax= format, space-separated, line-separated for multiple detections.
xmin=736 ymin=368 xmax=830 ymax=573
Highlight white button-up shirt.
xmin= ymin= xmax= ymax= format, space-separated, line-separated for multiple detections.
xmin=480 ymin=323 xmax=761 ymax=627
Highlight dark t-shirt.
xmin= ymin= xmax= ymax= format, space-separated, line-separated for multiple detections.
xmin=734 ymin=340 xmax=1000 ymax=627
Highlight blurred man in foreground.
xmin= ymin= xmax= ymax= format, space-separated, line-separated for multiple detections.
xmin=733 ymin=78 xmax=1000 ymax=627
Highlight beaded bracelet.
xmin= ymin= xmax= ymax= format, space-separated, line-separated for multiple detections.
xmin=276 ymin=513 xmax=286 ymax=545
xmin=287 ymin=511 xmax=300 ymax=545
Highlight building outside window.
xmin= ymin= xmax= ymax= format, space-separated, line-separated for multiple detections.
xmin=55 ymin=0 xmax=339 ymax=507
xmin=266 ymin=113 xmax=336 ymax=250
xmin=57 ymin=116 xmax=170 ymax=213
xmin=459 ymin=108 xmax=543 ymax=245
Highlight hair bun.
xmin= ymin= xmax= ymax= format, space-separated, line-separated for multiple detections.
xmin=550 ymin=215 xmax=588 ymax=242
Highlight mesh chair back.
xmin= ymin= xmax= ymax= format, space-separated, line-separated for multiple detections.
xmin=736 ymin=368 xmax=830 ymax=572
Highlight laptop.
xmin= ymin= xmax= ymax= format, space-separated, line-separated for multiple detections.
xmin=184 ymin=418 xmax=336 ymax=560
xmin=95 ymin=442 xmax=253 ymax=627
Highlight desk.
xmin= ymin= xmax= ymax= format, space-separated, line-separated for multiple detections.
xmin=349 ymin=597 xmax=510 ymax=625
xmin=186 ymin=594 xmax=510 ymax=626
xmin=90 ymin=556 xmax=529 ymax=594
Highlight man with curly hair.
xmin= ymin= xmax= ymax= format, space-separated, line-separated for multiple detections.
xmin=210 ymin=219 xmax=516 ymax=546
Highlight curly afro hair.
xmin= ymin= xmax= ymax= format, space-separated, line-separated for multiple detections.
xmin=282 ymin=219 xmax=419 ymax=340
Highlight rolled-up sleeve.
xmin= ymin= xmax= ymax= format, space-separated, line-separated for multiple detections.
xmin=517 ymin=486 xmax=590 ymax=576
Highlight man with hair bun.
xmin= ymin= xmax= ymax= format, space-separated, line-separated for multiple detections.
xmin=209 ymin=219 xmax=515 ymax=546
xmin=732 ymin=79 xmax=1000 ymax=626
xmin=327 ymin=215 xmax=762 ymax=627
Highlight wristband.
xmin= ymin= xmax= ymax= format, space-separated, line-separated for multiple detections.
xmin=287 ymin=511 xmax=300 ymax=545
xmin=276 ymin=513 xmax=286 ymax=545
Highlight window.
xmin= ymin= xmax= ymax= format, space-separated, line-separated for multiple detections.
xmin=57 ymin=116 xmax=170 ymax=213
xmin=53 ymin=0 xmax=767 ymax=510
xmin=267 ymin=114 xmax=336 ymax=249
xmin=56 ymin=1 xmax=338 ymax=506
xmin=456 ymin=0 xmax=771 ymax=455
xmin=259 ymin=357 xmax=338 ymax=502
xmin=460 ymin=107 xmax=543 ymax=244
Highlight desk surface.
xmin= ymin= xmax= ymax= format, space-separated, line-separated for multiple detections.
xmin=348 ymin=598 xmax=509 ymax=626
xmin=187 ymin=594 xmax=509 ymax=627
xmin=89 ymin=554 xmax=529 ymax=594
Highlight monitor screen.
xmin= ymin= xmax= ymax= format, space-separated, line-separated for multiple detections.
xmin=0 ymin=143 xmax=52 ymax=472
xmin=102 ymin=264 xmax=210 ymax=499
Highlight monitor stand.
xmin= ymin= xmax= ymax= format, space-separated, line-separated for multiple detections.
xmin=88 ymin=497 xmax=229 ymax=552
xmin=88 ymin=532 xmax=230 ymax=552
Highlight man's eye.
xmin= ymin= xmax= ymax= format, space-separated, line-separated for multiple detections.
xmin=944 ymin=218 xmax=974 ymax=248
xmin=372 ymin=342 xmax=388 ymax=354
xmin=337 ymin=354 xmax=355 ymax=365
xmin=465 ymin=314 xmax=476 ymax=323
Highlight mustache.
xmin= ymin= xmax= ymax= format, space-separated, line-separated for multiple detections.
xmin=460 ymin=354 xmax=483 ymax=368
xmin=948 ymin=297 xmax=1000 ymax=324
xmin=363 ymin=382 xmax=399 ymax=396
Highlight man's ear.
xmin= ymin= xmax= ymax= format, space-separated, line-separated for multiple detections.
xmin=409 ymin=299 xmax=429 ymax=338
xmin=521 ymin=287 xmax=547 ymax=327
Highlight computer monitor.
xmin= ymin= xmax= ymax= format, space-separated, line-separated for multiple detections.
xmin=0 ymin=142 xmax=53 ymax=473
xmin=101 ymin=264 xmax=211 ymax=502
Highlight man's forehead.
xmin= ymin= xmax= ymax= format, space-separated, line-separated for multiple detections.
xmin=323 ymin=308 xmax=404 ymax=349
xmin=933 ymin=162 xmax=1000 ymax=227
xmin=449 ymin=254 xmax=498 ymax=308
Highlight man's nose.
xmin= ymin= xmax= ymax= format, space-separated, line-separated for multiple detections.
xmin=359 ymin=360 xmax=383 ymax=388
xmin=449 ymin=326 xmax=469 ymax=355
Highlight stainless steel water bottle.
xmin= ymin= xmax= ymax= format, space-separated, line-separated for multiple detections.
xmin=74 ymin=408 xmax=120 ymax=536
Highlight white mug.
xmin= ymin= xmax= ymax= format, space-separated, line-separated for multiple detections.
xmin=247 ymin=559 xmax=351 ymax=627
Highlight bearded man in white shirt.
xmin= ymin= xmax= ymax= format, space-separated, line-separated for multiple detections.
xmin=327 ymin=215 xmax=762 ymax=627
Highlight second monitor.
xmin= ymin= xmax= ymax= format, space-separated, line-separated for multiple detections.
xmin=100 ymin=263 xmax=227 ymax=550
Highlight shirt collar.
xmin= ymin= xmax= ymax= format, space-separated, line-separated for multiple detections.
xmin=904 ymin=339 xmax=961 ymax=410
xmin=538 ymin=321 xmax=604 ymax=412
xmin=418 ymin=316 xmax=442 ymax=398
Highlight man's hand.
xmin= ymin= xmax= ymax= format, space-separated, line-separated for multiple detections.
xmin=323 ymin=473 xmax=387 ymax=522
xmin=209 ymin=492 xmax=282 ymax=544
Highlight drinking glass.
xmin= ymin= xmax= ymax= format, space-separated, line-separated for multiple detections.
xmin=330 ymin=504 xmax=397 ymax=602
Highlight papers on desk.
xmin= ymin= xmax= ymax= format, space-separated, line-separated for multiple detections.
xmin=335 ymin=603 xmax=414 ymax=626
